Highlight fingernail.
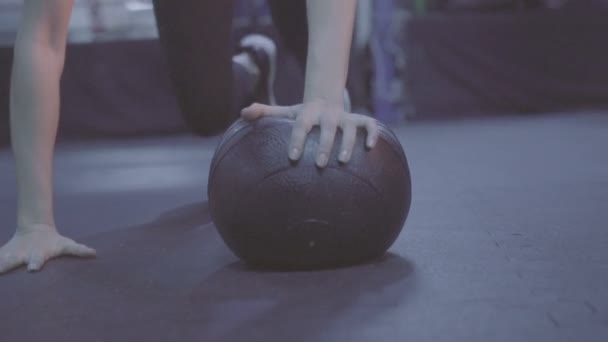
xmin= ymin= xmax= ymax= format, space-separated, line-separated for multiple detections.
xmin=289 ymin=148 xmax=299 ymax=160
xmin=367 ymin=138 xmax=376 ymax=148
xmin=317 ymin=153 xmax=328 ymax=166
xmin=339 ymin=150 xmax=349 ymax=162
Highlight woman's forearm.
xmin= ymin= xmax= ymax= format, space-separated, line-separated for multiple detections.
xmin=303 ymin=0 xmax=356 ymax=105
xmin=10 ymin=39 xmax=65 ymax=229
xmin=10 ymin=0 xmax=72 ymax=229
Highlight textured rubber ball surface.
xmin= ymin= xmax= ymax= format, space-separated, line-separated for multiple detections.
xmin=208 ymin=117 xmax=411 ymax=270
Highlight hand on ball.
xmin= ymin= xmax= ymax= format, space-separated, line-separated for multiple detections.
xmin=241 ymin=100 xmax=379 ymax=168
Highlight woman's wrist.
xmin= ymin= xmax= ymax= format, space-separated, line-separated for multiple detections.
xmin=303 ymin=62 xmax=346 ymax=106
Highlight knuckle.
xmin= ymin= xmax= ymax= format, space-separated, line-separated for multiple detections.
xmin=250 ymin=103 xmax=262 ymax=111
xmin=368 ymin=118 xmax=378 ymax=129
xmin=293 ymin=126 xmax=308 ymax=139
xmin=28 ymin=251 xmax=43 ymax=261
xmin=287 ymin=106 xmax=299 ymax=119
xmin=295 ymin=118 xmax=312 ymax=132
xmin=296 ymin=108 xmax=311 ymax=120
xmin=290 ymin=135 xmax=305 ymax=149
xmin=323 ymin=114 xmax=340 ymax=126
xmin=348 ymin=116 xmax=364 ymax=128
xmin=343 ymin=126 xmax=357 ymax=138
xmin=345 ymin=134 xmax=356 ymax=146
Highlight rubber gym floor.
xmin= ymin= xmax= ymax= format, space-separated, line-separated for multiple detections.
xmin=1 ymin=111 xmax=607 ymax=342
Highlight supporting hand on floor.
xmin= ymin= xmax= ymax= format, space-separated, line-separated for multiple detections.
xmin=241 ymin=100 xmax=379 ymax=168
xmin=0 ymin=225 xmax=96 ymax=275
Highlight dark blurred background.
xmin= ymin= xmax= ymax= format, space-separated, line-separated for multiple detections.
xmin=0 ymin=0 xmax=607 ymax=146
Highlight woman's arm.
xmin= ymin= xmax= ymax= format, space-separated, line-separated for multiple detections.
xmin=1 ymin=0 xmax=95 ymax=275
xmin=11 ymin=0 xmax=73 ymax=228
xmin=241 ymin=0 xmax=378 ymax=168
xmin=303 ymin=0 xmax=355 ymax=106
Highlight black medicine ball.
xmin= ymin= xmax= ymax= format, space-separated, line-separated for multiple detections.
xmin=208 ymin=117 xmax=411 ymax=270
